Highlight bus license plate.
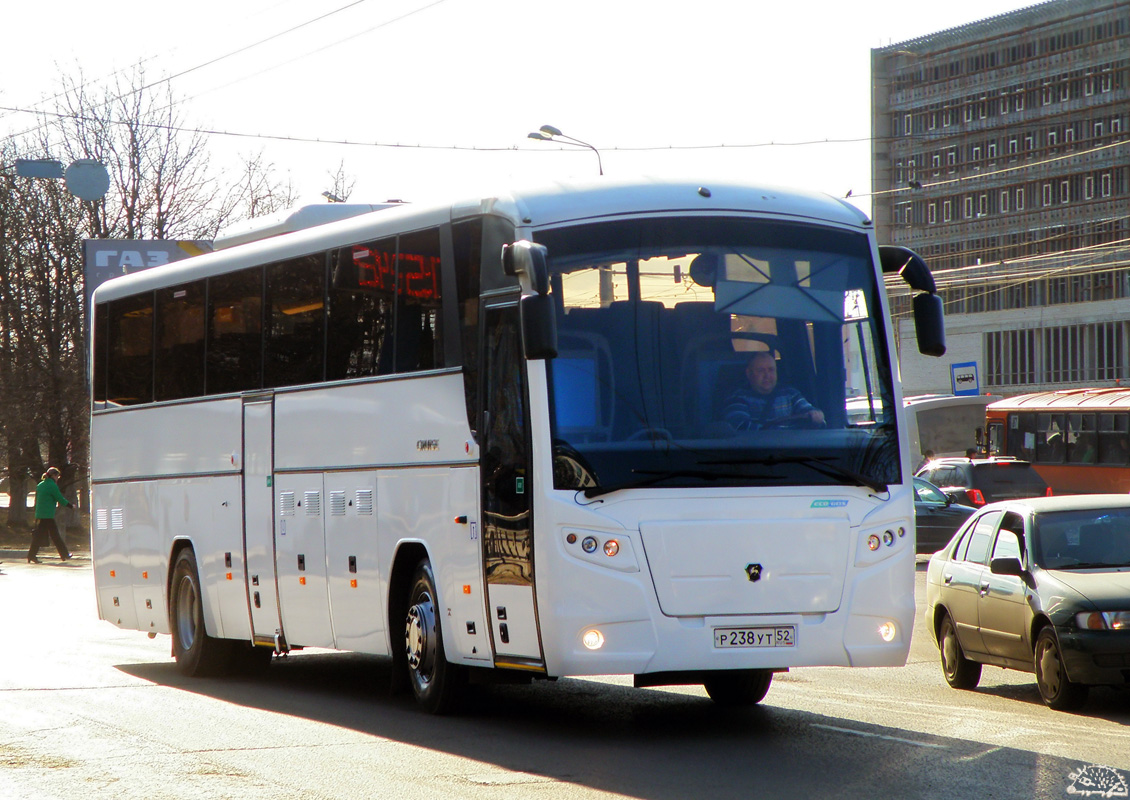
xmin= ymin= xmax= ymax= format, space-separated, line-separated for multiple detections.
xmin=714 ymin=626 xmax=795 ymax=648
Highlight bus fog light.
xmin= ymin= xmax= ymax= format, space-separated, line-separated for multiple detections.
xmin=582 ymin=629 xmax=604 ymax=650
xmin=882 ymin=530 xmax=894 ymax=546
xmin=603 ymin=539 xmax=620 ymax=557
xmin=867 ymin=534 xmax=881 ymax=551
xmin=878 ymin=621 xmax=897 ymax=642
xmin=581 ymin=536 xmax=598 ymax=553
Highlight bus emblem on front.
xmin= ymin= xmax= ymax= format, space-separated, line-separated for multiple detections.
xmin=745 ymin=563 xmax=763 ymax=582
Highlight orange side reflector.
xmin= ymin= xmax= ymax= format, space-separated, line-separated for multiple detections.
xmin=463 ymin=585 xmax=472 ymax=594
xmin=350 ymin=579 xmax=358 ymax=588
xmin=299 ymin=576 xmax=306 ymax=586
xmin=142 ymin=571 xmax=148 ymax=579
xmin=226 ymin=572 xmax=233 ymax=581
xmin=109 ymin=570 xmax=116 ymax=578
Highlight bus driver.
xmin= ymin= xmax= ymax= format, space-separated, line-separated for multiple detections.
xmin=723 ymin=351 xmax=825 ymax=431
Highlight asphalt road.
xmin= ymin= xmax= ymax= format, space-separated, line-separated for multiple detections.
xmin=2 ymin=553 xmax=1129 ymax=800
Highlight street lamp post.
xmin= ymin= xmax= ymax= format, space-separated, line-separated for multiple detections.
xmin=527 ymin=124 xmax=603 ymax=175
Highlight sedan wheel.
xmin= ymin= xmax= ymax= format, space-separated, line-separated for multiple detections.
xmin=939 ymin=613 xmax=981 ymax=690
xmin=1034 ymin=628 xmax=1088 ymax=711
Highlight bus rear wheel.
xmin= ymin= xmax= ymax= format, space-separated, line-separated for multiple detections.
xmin=171 ymin=548 xmax=233 ymax=677
xmin=703 ymin=669 xmax=773 ymax=707
xmin=404 ymin=559 xmax=463 ymax=714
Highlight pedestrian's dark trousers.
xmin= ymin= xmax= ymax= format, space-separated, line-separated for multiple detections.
xmin=29 ymin=517 xmax=68 ymax=559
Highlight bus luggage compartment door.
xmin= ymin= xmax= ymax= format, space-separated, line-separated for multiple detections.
xmin=243 ymin=397 xmax=283 ymax=646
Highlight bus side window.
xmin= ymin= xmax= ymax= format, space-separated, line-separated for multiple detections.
xmin=395 ymin=228 xmax=443 ymax=373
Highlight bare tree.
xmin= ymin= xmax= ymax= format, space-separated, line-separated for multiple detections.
xmin=324 ymin=160 xmax=356 ymax=203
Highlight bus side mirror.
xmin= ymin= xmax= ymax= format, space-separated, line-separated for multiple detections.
xmin=504 ymin=241 xmax=557 ymax=360
xmin=880 ymin=245 xmax=946 ymax=358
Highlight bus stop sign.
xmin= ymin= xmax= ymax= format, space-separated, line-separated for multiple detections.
xmin=951 ymin=362 xmax=980 ymax=396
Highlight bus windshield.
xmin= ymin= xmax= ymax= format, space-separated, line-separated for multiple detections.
xmin=537 ymin=216 xmax=900 ymax=494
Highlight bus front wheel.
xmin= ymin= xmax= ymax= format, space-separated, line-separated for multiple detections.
xmin=703 ymin=669 xmax=773 ymax=707
xmin=170 ymin=548 xmax=232 ymax=677
xmin=404 ymin=559 xmax=463 ymax=714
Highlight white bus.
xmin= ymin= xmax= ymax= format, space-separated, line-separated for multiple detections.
xmin=90 ymin=178 xmax=946 ymax=712
xmin=904 ymin=394 xmax=996 ymax=462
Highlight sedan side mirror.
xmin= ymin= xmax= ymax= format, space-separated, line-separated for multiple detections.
xmin=990 ymin=557 xmax=1025 ymax=577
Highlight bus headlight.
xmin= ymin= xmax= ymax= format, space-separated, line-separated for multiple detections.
xmin=582 ymin=629 xmax=605 ymax=650
xmin=867 ymin=534 xmax=881 ymax=551
xmin=878 ymin=621 xmax=897 ymax=642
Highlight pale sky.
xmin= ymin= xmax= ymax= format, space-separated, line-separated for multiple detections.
xmin=1 ymin=0 xmax=1040 ymax=218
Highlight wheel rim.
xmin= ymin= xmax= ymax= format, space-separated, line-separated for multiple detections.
xmin=175 ymin=574 xmax=199 ymax=651
xmin=405 ymin=592 xmax=437 ymax=689
xmin=1037 ymin=637 xmax=1064 ymax=699
xmin=941 ymin=622 xmax=960 ymax=679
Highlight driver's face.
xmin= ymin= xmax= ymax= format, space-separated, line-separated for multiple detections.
xmin=747 ymin=355 xmax=777 ymax=395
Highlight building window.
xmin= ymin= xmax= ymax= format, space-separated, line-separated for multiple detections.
xmin=1048 ymin=130 xmax=1058 ymax=148
xmin=1085 ymin=71 xmax=1095 ymax=96
xmin=932 ymin=154 xmax=941 ymax=174
xmin=964 ymin=196 xmax=974 ymax=218
xmin=1066 ymin=127 xmax=1075 ymax=146
xmin=988 ymin=142 xmax=997 ymax=161
xmin=904 ymin=114 xmax=912 ymax=135
xmin=971 ymin=145 xmax=981 ymax=167
xmin=1060 ymin=180 xmax=1070 ymax=204
xmin=1016 ymin=188 xmax=1025 ymax=210
xmin=978 ymin=194 xmax=988 ymax=216
xmin=1095 ymin=121 xmax=1104 ymax=140
xmin=1042 ymin=183 xmax=1052 ymax=206
xmin=1008 ymin=137 xmax=1018 ymax=156
xmin=947 ymin=150 xmax=956 ymax=172
xmin=943 ymin=200 xmax=952 ymax=222
xmin=1000 ymin=191 xmax=1009 ymax=212
xmin=1024 ymin=134 xmax=1034 ymax=151
xmin=928 ymin=112 xmax=937 ymax=131
xmin=1101 ymin=172 xmax=1112 ymax=197
xmin=1016 ymin=92 xmax=1024 ymax=112
xmin=1042 ymin=84 xmax=1051 ymax=105
xmin=964 ymin=104 xmax=974 ymax=123
xmin=1101 ymin=71 xmax=1112 ymax=92
xmin=928 ymin=203 xmax=937 ymax=224
xmin=1085 ymin=176 xmax=1095 ymax=199
xmin=1112 ymin=118 xmax=1122 ymax=135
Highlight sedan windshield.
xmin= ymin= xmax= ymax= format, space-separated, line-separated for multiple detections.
xmin=1035 ymin=508 xmax=1130 ymax=569
xmin=536 ymin=216 xmax=900 ymax=494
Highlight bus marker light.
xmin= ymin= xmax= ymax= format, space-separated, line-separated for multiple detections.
xmin=226 ymin=572 xmax=232 ymax=581
xmin=350 ymin=579 xmax=357 ymax=588
xmin=463 ymin=584 xmax=471 ymax=594
xmin=603 ymin=539 xmax=620 ymax=557
xmin=878 ymin=621 xmax=897 ymax=642
xmin=142 ymin=571 xmax=148 ymax=579
xmin=582 ymin=629 xmax=604 ymax=650
xmin=299 ymin=577 xmax=306 ymax=586
xmin=109 ymin=570 xmax=115 ymax=578
xmin=867 ymin=534 xmax=881 ymax=551
xmin=566 ymin=533 xmax=577 ymax=544
xmin=581 ymin=536 xmax=598 ymax=554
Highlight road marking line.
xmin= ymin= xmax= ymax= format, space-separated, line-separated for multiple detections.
xmin=812 ymin=723 xmax=947 ymax=749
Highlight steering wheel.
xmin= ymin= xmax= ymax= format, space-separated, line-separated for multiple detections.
xmin=627 ymin=427 xmax=674 ymax=442
xmin=761 ymin=413 xmax=826 ymax=430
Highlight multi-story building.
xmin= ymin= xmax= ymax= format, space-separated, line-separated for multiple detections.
xmin=871 ymin=0 xmax=1129 ymax=396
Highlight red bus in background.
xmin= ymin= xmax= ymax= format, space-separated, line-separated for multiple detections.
xmin=986 ymin=388 xmax=1130 ymax=495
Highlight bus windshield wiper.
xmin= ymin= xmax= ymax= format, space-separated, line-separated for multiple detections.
xmin=583 ymin=468 xmax=785 ymax=499
xmin=703 ymin=455 xmax=888 ymax=494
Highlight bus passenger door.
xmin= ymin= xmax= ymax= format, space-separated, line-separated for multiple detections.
xmin=480 ymin=301 xmax=544 ymax=668
xmin=243 ymin=396 xmax=283 ymax=648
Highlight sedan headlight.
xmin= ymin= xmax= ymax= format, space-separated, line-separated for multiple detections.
xmin=1075 ymin=611 xmax=1130 ymax=630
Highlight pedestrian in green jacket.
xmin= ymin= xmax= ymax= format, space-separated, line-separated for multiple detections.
xmin=28 ymin=467 xmax=71 ymax=564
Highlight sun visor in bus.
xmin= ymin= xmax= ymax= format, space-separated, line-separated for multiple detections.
xmin=713 ymin=280 xmax=844 ymax=323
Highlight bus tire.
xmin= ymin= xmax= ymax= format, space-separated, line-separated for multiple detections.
xmin=404 ymin=558 xmax=463 ymax=714
xmin=703 ymin=669 xmax=772 ymax=707
xmin=170 ymin=548 xmax=232 ymax=677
